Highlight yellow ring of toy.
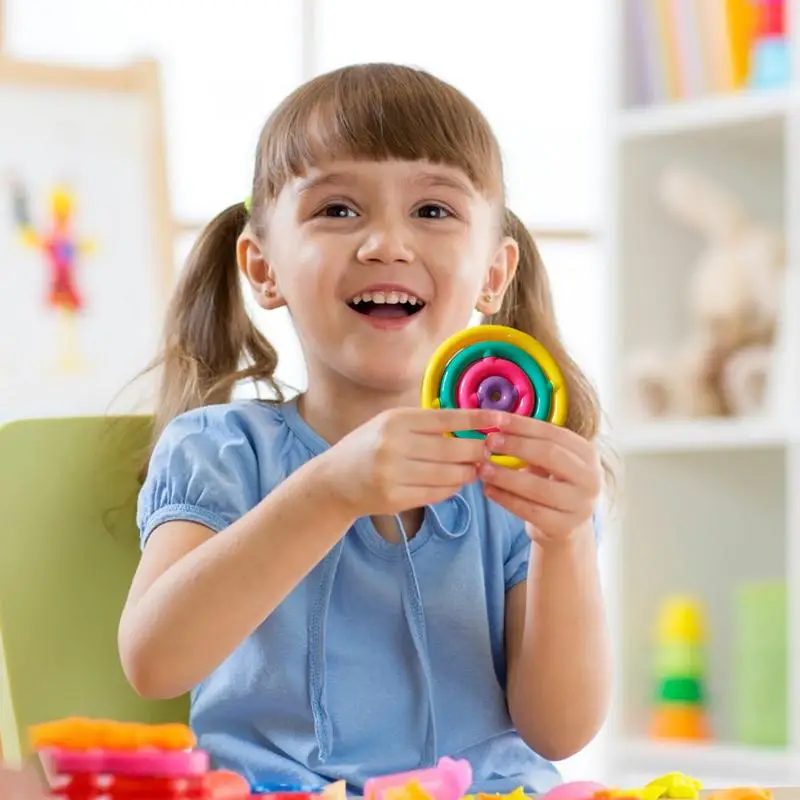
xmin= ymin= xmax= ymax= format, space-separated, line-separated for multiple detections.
xmin=421 ymin=324 xmax=568 ymax=469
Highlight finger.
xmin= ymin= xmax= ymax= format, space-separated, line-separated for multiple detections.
xmin=402 ymin=432 xmax=487 ymax=464
xmin=496 ymin=413 xmax=595 ymax=458
xmin=486 ymin=433 xmax=597 ymax=489
xmin=408 ymin=408 xmax=502 ymax=433
xmin=479 ymin=461 xmax=581 ymax=512
xmin=398 ymin=459 xmax=479 ymax=488
xmin=484 ymin=484 xmax=571 ymax=533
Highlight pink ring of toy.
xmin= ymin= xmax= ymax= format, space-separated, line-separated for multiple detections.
xmin=40 ymin=746 xmax=210 ymax=777
xmin=540 ymin=781 xmax=608 ymax=800
xmin=456 ymin=357 xmax=535 ymax=433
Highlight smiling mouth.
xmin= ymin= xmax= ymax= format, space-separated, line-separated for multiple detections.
xmin=347 ymin=291 xmax=426 ymax=319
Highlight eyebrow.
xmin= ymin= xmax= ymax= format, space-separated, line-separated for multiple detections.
xmin=295 ymin=172 xmax=354 ymax=194
xmin=413 ymin=171 xmax=474 ymax=195
xmin=294 ymin=168 xmax=474 ymax=196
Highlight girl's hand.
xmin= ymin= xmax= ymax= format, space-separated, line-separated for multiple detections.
xmin=478 ymin=414 xmax=601 ymax=546
xmin=0 ymin=763 xmax=48 ymax=800
xmin=323 ymin=407 xmax=503 ymax=517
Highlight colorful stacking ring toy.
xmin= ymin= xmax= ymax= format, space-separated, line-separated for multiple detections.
xmin=30 ymin=718 xmax=252 ymax=800
xmin=421 ymin=324 xmax=568 ymax=469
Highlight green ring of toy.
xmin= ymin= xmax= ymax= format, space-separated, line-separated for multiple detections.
xmin=438 ymin=342 xmax=553 ymax=441
xmin=654 ymin=643 xmax=705 ymax=679
xmin=656 ymin=677 xmax=704 ymax=703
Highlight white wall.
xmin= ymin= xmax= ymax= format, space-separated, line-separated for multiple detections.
xmin=5 ymin=0 xmax=608 ymax=780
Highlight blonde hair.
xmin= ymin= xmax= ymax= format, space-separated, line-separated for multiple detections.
xmin=145 ymin=63 xmax=612 ymax=484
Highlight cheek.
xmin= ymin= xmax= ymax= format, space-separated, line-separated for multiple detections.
xmin=274 ymin=238 xmax=330 ymax=297
xmin=437 ymin=237 xmax=492 ymax=294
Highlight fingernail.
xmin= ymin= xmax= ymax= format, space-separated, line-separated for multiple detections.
xmin=479 ymin=462 xmax=494 ymax=478
xmin=487 ymin=433 xmax=504 ymax=449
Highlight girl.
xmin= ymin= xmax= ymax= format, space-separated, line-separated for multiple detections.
xmin=2 ymin=62 xmax=612 ymax=797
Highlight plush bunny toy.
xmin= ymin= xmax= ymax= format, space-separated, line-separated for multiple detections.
xmin=626 ymin=164 xmax=785 ymax=420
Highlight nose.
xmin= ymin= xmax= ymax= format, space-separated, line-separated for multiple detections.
xmin=356 ymin=213 xmax=414 ymax=265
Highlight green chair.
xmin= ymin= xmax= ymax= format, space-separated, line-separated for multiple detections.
xmin=0 ymin=416 xmax=189 ymax=764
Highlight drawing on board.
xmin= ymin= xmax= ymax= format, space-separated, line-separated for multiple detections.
xmin=10 ymin=180 xmax=98 ymax=373
xmin=0 ymin=59 xmax=173 ymax=421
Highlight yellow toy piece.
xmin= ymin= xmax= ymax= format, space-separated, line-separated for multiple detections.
xmin=464 ymin=790 xmax=527 ymax=800
xmin=421 ymin=325 xmax=568 ymax=470
xmin=384 ymin=781 xmax=433 ymax=800
xmin=645 ymin=773 xmax=702 ymax=799
xmin=322 ymin=781 xmax=349 ymax=800
xmin=656 ymin=597 xmax=706 ymax=644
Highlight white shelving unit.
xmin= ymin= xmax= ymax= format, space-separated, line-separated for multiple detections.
xmin=602 ymin=1 xmax=800 ymax=789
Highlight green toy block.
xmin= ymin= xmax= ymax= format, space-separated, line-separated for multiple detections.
xmin=656 ymin=676 xmax=703 ymax=704
xmin=733 ymin=580 xmax=787 ymax=747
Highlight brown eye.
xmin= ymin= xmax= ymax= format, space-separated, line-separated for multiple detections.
xmin=320 ymin=204 xmax=357 ymax=218
xmin=415 ymin=204 xmax=451 ymax=219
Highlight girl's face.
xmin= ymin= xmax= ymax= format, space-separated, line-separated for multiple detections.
xmin=239 ymin=159 xmax=517 ymax=397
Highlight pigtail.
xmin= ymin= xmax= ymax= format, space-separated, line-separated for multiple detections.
xmin=486 ymin=208 xmax=616 ymax=488
xmin=147 ymin=203 xmax=281 ymax=448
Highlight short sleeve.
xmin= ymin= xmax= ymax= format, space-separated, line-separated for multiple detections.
xmin=136 ymin=406 xmax=261 ymax=550
xmin=504 ymin=521 xmax=531 ymax=591
xmin=503 ymin=510 xmax=604 ymax=592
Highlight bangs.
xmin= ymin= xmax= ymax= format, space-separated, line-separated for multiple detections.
xmin=256 ymin=63 xmax=504 ymax=201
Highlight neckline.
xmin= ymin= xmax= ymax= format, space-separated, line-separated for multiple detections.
xmin=278 ymin=394 xmax=332 ymax=456
xmin=353 ymin=515 xmax=434 ymax=560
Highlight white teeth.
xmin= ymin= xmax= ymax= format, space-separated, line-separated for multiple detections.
xmin=350 ymin=291 xmax=424 ymax=305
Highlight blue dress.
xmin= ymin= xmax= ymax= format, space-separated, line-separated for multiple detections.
xmin=137 ymin=396 xmax=584 ymax=795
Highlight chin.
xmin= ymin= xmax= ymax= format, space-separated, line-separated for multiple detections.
xmin=346 ymin=360 xmax=424 ymax=397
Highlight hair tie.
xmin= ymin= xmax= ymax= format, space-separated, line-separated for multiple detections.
xmin=243 ymin=195 xmax=252 ymax=213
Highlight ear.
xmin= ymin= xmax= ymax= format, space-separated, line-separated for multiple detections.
xmin=475 ymin=236 xmax=518 ymax=315
xmin=236 ymin=227 xmax=286 ymax=310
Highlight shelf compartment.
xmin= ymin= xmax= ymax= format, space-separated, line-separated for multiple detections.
xmin=617 ymin=89 xmax=796 ymax=141
xmin=618 ymin=418 xmax=789 ymax=454
xmin=617 ymin=448 xmax=787 ymax=748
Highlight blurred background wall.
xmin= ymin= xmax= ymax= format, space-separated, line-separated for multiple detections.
xmin=0 ymin=0 xmax=607 ymax=415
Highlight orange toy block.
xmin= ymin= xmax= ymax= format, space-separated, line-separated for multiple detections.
xmin=650 ymin=705 xmax=709 ymax=740
xmin=29 ymin=717 xmax=195 ymax=752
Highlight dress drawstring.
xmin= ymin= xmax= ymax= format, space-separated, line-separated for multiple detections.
xmin=395 ymin=515 xmax=438 ymax=766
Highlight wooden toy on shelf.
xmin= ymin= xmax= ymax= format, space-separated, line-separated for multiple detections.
xmin=650 ymin=597 xmax=711 ymax=741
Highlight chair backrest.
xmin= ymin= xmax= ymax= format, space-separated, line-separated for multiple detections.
xmin=0 ymin=416 xmax=188 ymax=763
